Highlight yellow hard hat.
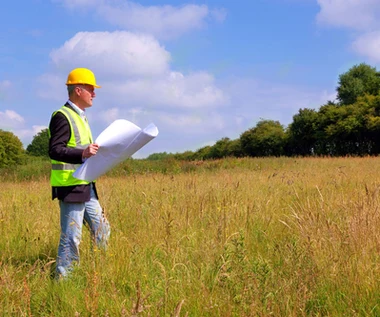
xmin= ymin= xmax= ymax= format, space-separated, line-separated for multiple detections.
xmin=66 ymin=68 xmax=101 ymax=88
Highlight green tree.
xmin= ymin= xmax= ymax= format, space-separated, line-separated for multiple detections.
xmin=208 ymin=137 xmax=233 ymax=159
xmin=361 ymin=94 xmax=380 ymax=154
xmin=194 ymin=145 xmax=212 ymax=160
xmin=312 ymin=102 xmax=346 ymax=155
xmin=146 ymin=152 xmax=174 ymax=160
xmin=240 ymin=120 xmax=286 ymax=157
xmin=310 ymin=96 xmax=380 ymax=156
xmin=174 ymin=150 xmax=196 ymax=161
xmin=337 ymin=63 xmax=380 ymax=105
xmin=322 ymin=102 xmax=364 ymax=155
xmin=0 ymin=130 xmax=25 ymax=168
xmin=226 ymin=139 xmax=244 ymax=157
xmin=332 ymin=94 xmax=380 ymax=155
xmin=26 ymin=128 xmax=49 ymax=157
xmin=287 ymin=108 xmax=319 ymax=156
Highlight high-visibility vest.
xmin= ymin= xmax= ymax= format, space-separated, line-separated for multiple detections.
xmin=50 ymin=106 xmax=93 ymax=187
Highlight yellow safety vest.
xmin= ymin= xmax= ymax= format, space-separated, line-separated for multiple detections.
xmin=50 ymin=106 xmax=93 ymax=187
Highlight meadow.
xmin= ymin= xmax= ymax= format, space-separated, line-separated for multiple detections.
xmin=0 ymin=157 xmax=379 ymax=316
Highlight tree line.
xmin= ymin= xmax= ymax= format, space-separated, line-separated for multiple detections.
xmin=148 ymin=63 xmax=380 ymax=160
xmin=1 ymin=63 xmax=380 ymax=168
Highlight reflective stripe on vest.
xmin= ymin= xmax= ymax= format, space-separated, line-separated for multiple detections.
xmin=50 ymin=106 xmax=92 ymax=187
xmin=59 ymin=106 xmax=92 ymax=147
xmin=52 ymin=163 xmax=81 ymax=170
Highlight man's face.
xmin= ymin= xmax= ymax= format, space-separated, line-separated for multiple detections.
xmin=76 ymin=84 xmax=95 ymax=109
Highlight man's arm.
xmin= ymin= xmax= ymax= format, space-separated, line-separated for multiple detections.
xmin=48 ymin=112 xmax=84 ymax=164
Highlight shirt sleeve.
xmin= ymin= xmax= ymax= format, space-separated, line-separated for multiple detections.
xmin=48 ymin=112 xmax=84 ymax=164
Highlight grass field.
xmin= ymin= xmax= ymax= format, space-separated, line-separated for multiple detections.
xmin=1 ymin=157 xmax=379 ymax=316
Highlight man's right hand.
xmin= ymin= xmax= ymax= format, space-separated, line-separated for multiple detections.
xmin=82 ymin=143 xmax=99 ymax=159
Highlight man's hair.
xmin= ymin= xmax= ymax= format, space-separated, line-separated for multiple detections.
xmin=67 ymin=85 xmax=77 ymax=96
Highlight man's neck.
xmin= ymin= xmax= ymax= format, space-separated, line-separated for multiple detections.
xmin=68 ymin=98 xmax=85 ymax=111
xmin=67 ymin=100 xmax=85 ymax=115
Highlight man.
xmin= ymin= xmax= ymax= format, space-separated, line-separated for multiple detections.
xmin=48 ymin=67 xmax=110 ymax=278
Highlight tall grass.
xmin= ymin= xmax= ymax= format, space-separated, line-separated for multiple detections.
xmin=1 ymin=157 xmax=379 ymax=316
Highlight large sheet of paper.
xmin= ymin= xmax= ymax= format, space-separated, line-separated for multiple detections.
xmin=73 ymin=119 xmax=158 ymax=182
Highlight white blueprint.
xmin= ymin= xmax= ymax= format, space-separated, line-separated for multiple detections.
xmin=73 ymin=119 xmax=158 ymax=181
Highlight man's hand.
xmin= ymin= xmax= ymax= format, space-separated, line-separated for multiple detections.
xmin=82 ymin=143 xmax=99 ymax=159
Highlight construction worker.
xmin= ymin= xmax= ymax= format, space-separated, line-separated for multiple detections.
xmin=48 ymin=68 xmax=110 ymax=278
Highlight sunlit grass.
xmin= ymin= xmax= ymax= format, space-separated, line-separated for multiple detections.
xmin=1 ymin=157 xmax=379 ymax=316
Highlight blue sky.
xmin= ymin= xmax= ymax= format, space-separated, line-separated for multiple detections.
xmin=1 ymin=0 xmax=380 ymax=157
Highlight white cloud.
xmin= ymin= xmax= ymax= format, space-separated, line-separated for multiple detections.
xmin=50 ymin=31 xmax=170 ymax=78
xmin=5 ymin=110 xmax=24 ymax=122
xmin=32 ymin=125 xmax=47 ymax=134
xmin=19 ymin=126 xmax=48 ymax=139
xmin=0 ymin=110 xmax=45 ymax=146
xmin=15 ymin=126 xmax=48 ymax=147
xmin=0 ymin=110 xmax=46 ymax=136
xmin=104 ymin=71 xmax=227 ymax=110
xmin=352 ymin=31 xmax=380 ymax=62
xmin=97 ymin=107 xmax=120 ymax=124
xmin=56 ymin=0 xmax=225 ymax=40
xmin=43 ymin=30 xmax=227 ymax=114
xmin=316 ymin=0 xmax=380 ymax=30
xmin=99 ymin=2 xmax=209 ymax=40
xmin=316 ymin=0 xmax=380 ymax=63
xmin=0 ymin=110 xmax=47 ymax=147
xmin=0 ymin=110 xmax=25 ymax=129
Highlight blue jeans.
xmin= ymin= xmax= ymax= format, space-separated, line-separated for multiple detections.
xmin=56 ymin=185 xmax=110 ymax=278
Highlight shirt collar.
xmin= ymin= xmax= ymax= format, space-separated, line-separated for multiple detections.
xmin=67 ymin=100 xmax=85 ymax=117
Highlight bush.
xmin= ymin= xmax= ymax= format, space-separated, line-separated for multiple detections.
xmin=26 ymin=128 xmax=49 ymax=157
xmin=0 ymin=130 xmax=25 ymax=168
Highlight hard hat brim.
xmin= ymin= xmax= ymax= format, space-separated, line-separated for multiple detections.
xmin=66 ymin=83 xmax=101 ymax=88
